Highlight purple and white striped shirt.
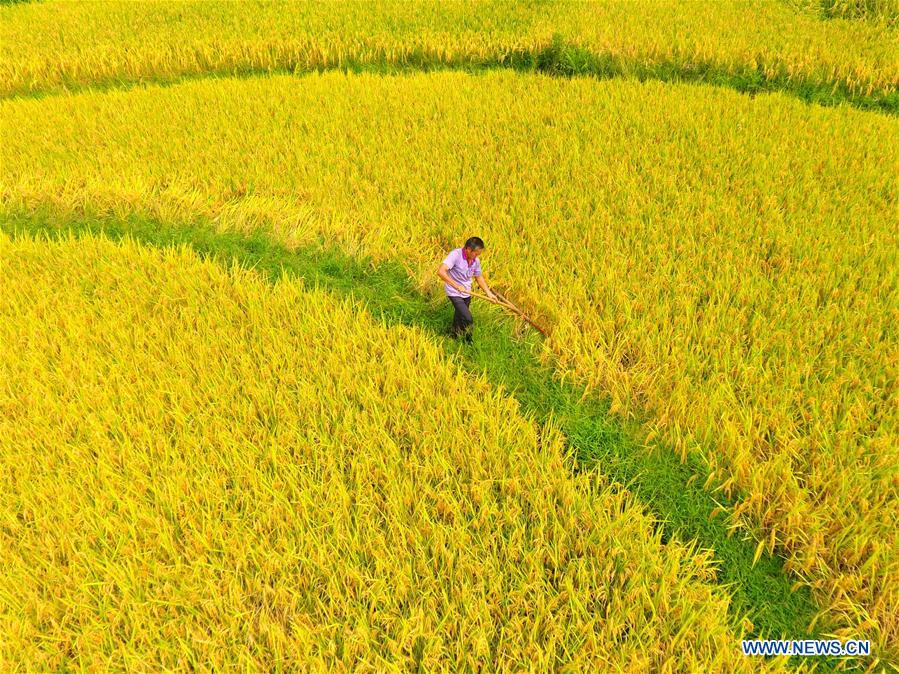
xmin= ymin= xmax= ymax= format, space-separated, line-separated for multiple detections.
xmin=441 ymin=248 xmax=482 ymax=298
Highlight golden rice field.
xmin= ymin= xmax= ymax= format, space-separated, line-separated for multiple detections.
xmin=3 ymin=0 xmax=899 ymax=668
xmin=0 ymin=231 xmax=791 ymax=672
xmin=1 ymin=0 xmax=897 ymax=100
xmin=3 ymin=69 xmax=897 ymax=656
xmin=787 ymin=0 xmax=899 ymax=23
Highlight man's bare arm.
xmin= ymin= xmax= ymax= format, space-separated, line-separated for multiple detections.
xmin=476 ymin=274 xmax=496 ymax=300
xmin=438 ymin=263 xmax=467 ymax=294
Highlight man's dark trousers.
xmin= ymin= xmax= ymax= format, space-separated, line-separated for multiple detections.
xmin=448 ymin=295 xmax=473 ymax=342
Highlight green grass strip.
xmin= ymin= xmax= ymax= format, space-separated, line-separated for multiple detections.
xmin=2 ymin=207 xmax=867 ymax=671
xmin=4 ymin=34 xmax=897 ymax=115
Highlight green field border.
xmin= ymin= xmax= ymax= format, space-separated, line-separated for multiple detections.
xmin=2 ymin=207 xmax=877 ymax=671
xmin=3 ymin=34 xmax=897 ymax=115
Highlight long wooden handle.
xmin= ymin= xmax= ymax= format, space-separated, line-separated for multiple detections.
xmin=494 ymin=292 xmax=550 ymax=337
xmin=465 ymin=288 xmax=550 ymax=338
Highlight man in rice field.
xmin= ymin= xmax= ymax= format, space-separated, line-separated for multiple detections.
xmin=438 ymin=236 xmax=497 ymax=343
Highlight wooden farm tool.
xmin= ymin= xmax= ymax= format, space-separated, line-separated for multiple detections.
xmin=464 ymin=287 xmax=549 ymax=338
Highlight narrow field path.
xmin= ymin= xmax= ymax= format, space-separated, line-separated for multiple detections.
xmin=2 ymin=208 xmax=866 ymax=671
xmin=4 ymin=46 xmax=896 ymax=115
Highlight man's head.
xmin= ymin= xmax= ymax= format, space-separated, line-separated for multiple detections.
xmin=463 ymin=236 xmax=485 ymax=259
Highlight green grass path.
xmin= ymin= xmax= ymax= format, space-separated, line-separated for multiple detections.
xmin=4 ymin=35 xmax=897 ymax=115
xmin=2 ymin=208 xmax=865 ymax=671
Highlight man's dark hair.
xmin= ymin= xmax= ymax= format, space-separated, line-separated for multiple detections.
xmin=464 ymin=236 xmax=485 ymax=251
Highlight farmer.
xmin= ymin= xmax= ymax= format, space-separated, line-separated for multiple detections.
xmin=437 ymin=236 xmax=496 ymax=343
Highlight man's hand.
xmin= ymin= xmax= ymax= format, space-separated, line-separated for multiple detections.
xmin=455 ymin=283 xmax=469 ymax=295
xmin=485 ymin=290 xmax=498 ymax=302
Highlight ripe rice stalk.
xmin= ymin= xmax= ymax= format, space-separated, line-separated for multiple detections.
xmin=0 ymin=230 xmax=796 ymax=672
xmin=0 ymin=0 xmax=896 ymax=101
xmin=2 ymin=69 xmax=896 ymax=655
